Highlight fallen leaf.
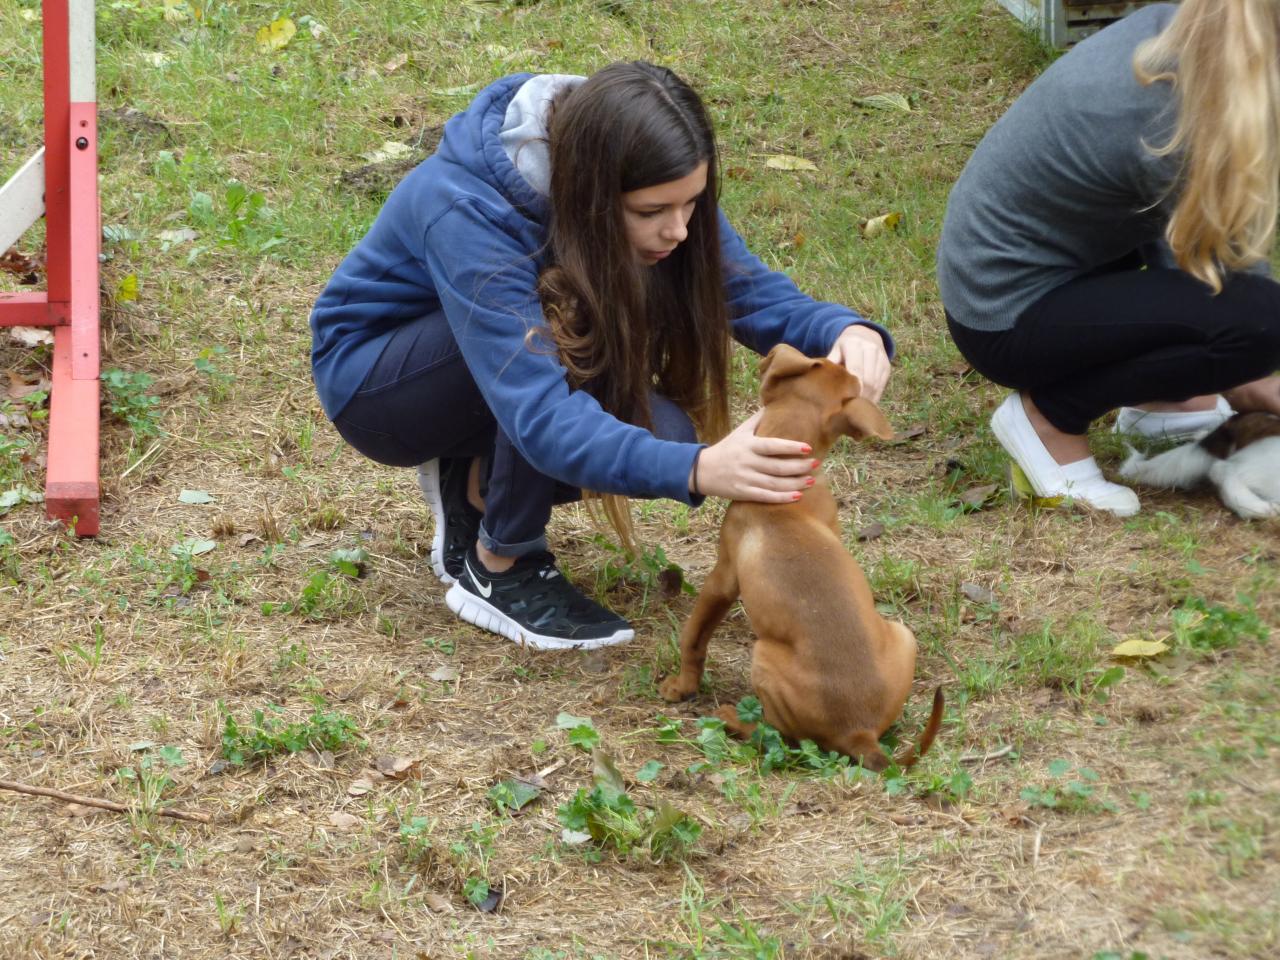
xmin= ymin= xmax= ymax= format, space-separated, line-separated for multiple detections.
xmin=764 ymin=154 xmax=817 ymax=172
xmin=237 ymin=533 xmax=263 ymax=548
xmin=8 ymin=326 xmax=53 ymax=348
xmin=116 ymin=274 xmax=138 ymax=302
xmin=957 ymin=483 xmax=998 ymax=510
xmin=1111 ymin=638 xmax=1169 ymax=659
xmin=362 ymin=141 xmax=414 ymax=163
xmin=374 ymin=755 xmax=420 ymax=780
xmin=178 ymin=489 xmax=214 ymax=505
xmin=142 ymin=51 xmax=170 ymax=67
xmin=170 ymin=538 xmax=216 ymax=557
xmin=63 ymin=803 xmax=109 ymax=818
xmin=560 ymin=828 xmax=591 ymax=845
xmin=7 ymin=371 xmax=51 ymax=400
xmin=854 ymin=92 xmax=913 ymax=112
xmin=960 ymin=582 xmax=996 ymax=605
xmin=591 ymin=748 xmax=626 ymax=795
xmin=861 ymin=212 xmax=902 ymax=239
xmin=429 ymin=665 xmax=459 ymax=683
xmin=856 ymin=522 xmax=885 ymax=542
xmin=157 ymin=227 xmax=199 ymax=246
xmin=256 ymin=17 xmax=297 ymax=52
xmin=383 ymin=53 xmax=409 ymax=73
xmin=347 ymin=769 xmax=386 ymax=796
xmin=128 ymin=740 xmax=158 ymax=752
xmin=327 ymin=812 xmax=362 ymax=831
xmin=423 ymin=892 xmax=453 ymax=913
xmin=90 ymin=878 xmax=130 ymax=893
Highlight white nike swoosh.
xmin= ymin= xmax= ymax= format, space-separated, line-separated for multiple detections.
xmin=466 ymin=558 xmax=493 ymax=599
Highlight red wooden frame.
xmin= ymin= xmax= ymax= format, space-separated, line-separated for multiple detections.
xmin=0 ymin=0 xmax=100 ymax=535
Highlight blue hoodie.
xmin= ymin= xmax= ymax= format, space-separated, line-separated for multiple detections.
xmin=311 ymin=73 xmax=892 ymax=504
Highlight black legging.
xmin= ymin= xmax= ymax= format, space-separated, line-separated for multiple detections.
xmin=331 ymin=308 xmax=697 ymax=557
xmin=947 ymin=265 xmax=1280 ymax=435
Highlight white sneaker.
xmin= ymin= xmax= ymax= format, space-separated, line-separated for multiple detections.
xmin=992 ymin=393 xmax=1140 ymax=517
xmin=1113 ymin=396 xmax=1232 ymax=441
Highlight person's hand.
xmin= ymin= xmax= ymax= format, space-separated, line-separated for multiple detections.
xmin=826 ymin=324 xmax=891 ymax=403
xmin=691 ymin=409 xmax=816 ymax=503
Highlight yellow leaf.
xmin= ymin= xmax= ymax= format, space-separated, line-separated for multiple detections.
xmin=1111 ymin=638 xmax=1169 ymax=659
xmin=764 ymin=154 xmax=818 ymax=172
xmin=116 ymin=274 xmax=138 ymax=302
xmin=860 ymin=212 xmax=902 ymax=239
xmin=255 ymin=17 xmax=297 ymax=52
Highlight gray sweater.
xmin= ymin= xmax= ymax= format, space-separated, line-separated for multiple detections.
xmin=937 ymin=4 xmax=1182 ymax=331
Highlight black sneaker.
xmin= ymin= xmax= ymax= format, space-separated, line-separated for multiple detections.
xmin=445 ymin=549 xmax=634 ymax=650
xmin=417 ymin=458 xmax=481 ymax=585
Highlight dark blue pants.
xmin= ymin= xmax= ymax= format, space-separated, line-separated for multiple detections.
xmin=947 ymin=263 xmax=1280 ymax=435
xmin=332 ymin=309 xmax=696 ymax=556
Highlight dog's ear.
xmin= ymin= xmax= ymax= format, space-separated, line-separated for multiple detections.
xmin=759 ymin=343 xmax=821 ymax=402
xmin=840 ymin=396 xmax=894 ymax=441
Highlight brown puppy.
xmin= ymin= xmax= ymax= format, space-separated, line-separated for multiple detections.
xmin=660 ymin=344 xmax=943 ymax=770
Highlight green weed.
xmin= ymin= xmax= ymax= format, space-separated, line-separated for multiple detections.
xmin=101 ymin=368 xmax=163 ymax=441
xmin=1172 ymin=596 xmax=1267 ymax=654
xmin=1020 ymin=759 xmax=1115 ymax=814
xmin=219 ymin=703 xmax=362 ymax=766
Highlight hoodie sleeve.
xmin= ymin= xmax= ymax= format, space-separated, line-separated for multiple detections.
xmin=422 ymin=199 xmax=702 ymax=503
xmin=718 ymin=212 xmax=895 ymax=360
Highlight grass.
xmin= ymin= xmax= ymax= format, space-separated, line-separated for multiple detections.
xmin=1 ymin=1 xmax=1277 ymax=959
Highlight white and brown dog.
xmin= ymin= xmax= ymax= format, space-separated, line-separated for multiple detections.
xmin=1119 ymin=412 xmax=1280 ymax=519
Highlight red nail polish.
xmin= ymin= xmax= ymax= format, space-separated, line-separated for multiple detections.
xmin=801 ymin=444 xmax=812 ymax=454
xmin=811 ymin=459 xmax=821 ymax=469
xmin=792 ymin=491 xmax=803 ymax=501
xmin=805 ymin=476 xmax=815 ymax=487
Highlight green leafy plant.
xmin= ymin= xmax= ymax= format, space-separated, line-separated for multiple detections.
xmin=555 ymin=712 xmax=602 ymax=752
xmin=557 ymin=749 xmax=701 ymax=862
xmin=219 ymin=703 xmax=362 ymax=766
xmin=116 ymin=744 xmax=186 ymax=813
xmin=593 ymin=536 xmax=694 ymax=610
xmin=1020 ymin=759 xmax=1114 ymax=813
xmin=261 ymin=550 xmax=368 ymax=620
xmin=448 ymin=820 xmax=500 ymax=909
xmin=488 ymin=778 xmax=541 ymax=815
xmin=101 ymin=368 xmax=163 ymax=440
xmin=1172 ymin=597 xmax=1266 ymax=654
xmin=397 ymin=815 xmax=437 ymax=866
xmin=186 ymin=180 xmax=286 ymax=256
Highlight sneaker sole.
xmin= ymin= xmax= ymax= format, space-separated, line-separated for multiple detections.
xmin=445 ymin=583 xmax=634 ymax=651
xmin=417 ymin=461 xmax=455 ymax=585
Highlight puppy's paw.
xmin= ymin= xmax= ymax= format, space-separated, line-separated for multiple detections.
xmin=658 ymin=674 xmax=697 ymax=703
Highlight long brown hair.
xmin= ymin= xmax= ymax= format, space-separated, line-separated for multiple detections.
xmin=539 ymin=61 xmax=731 ymax=443
xmin=1134 ymin=0 xmax=1280 ymax=293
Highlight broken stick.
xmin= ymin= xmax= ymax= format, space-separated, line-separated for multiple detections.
xmin=0 ymin=778 xmax=212 ymax=824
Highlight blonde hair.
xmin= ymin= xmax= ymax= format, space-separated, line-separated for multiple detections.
xmin=1134 ymin=0 xmax=1280 ymax=292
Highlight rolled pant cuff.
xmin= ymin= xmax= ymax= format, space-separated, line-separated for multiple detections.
xmin=478 ymin=521 xmax=547 ymax=559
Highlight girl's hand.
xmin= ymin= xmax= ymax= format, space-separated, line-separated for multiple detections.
xmin=827 ymin=324 xmax=891 ymax=403
xmin=691 ymin=409 xmax=816 ymax=503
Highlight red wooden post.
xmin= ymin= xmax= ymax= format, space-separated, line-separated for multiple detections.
xmin=0 ymin=0 xmax=101 ymax=535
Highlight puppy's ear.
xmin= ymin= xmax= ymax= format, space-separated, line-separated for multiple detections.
xmin=760 ymin=344 xmax=820 ymax=402
xmin=841 ymin=396 xmax=894 ymax=441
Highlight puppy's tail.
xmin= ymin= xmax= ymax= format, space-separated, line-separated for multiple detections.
xmin=1118 ymin=439 xmax=1214 ymax=490
xmin=892 ymin=686 xmax=945 ymax=770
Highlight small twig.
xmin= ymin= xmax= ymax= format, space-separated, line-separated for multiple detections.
xmin=0 ymin=778 xmax=212 ymax=824
xmin=959 ymin=744 xmax=1014 ymax=764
